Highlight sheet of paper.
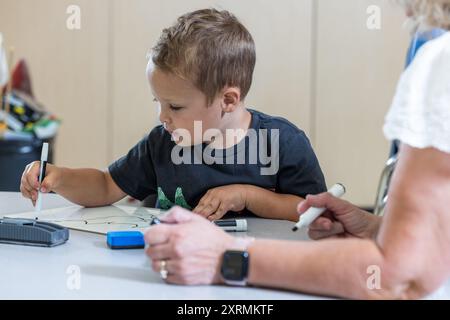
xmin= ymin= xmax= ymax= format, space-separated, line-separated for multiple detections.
xmin=6 ymin=205 xmax=164 ymax=235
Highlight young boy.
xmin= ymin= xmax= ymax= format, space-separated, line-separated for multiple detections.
xmin=20 ymin=9 xmax=326 ymax=222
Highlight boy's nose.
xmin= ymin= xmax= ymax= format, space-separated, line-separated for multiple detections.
xmin=159 ymin=108 xmax=171 ymax=125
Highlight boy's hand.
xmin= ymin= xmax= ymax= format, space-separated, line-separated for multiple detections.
xmin=20 ymin=161 xmax=63 ymax=206
xmin=193 ymin=185 xmax=247 ymax=221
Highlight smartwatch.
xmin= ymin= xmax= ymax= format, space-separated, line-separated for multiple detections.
xmin=220 ymin=250 xmax=249 ymax=286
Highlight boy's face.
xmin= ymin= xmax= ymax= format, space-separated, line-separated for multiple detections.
xmin=147 ymin=65 xmax=229 ymax=147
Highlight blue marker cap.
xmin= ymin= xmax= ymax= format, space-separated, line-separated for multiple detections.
xmin=106 ymin=231 xmax=145 ymax=249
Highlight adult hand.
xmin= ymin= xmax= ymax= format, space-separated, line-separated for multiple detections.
xmin=297 ymin=192 xmax=380 ymax=240
xmin=144 ymin=206 xmax=235 ymax=285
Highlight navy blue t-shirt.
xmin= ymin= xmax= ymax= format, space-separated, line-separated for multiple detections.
xmin=109 ymin=109 xmax=326 ymax=211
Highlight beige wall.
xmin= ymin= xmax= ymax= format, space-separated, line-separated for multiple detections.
xmin=314 ymin=0 xmax=409 ymax=205
xmin=0 ymin=0 xmax=410 ymax=206
xmin=1 ymin=0 xmax=110 ymax=169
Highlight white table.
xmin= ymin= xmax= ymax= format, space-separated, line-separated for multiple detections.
xmin=2 ymin=192 xmax=450 ymax=300
xmin=0 ymin=192 xmax=321 ymax=300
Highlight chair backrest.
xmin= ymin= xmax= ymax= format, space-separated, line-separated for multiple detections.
xmin=374 ymin=29 xmax=447 ymax=215
xmin=389 ymin=28 xmax=447 ymax=158
xmin=405 ymin=28 xmax=447 ymax=68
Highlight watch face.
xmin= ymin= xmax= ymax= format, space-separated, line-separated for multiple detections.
xmin=221 ymin=251 xmax=249 ymax=281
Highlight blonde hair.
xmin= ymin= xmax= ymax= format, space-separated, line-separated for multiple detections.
xmin=398 ymin=0 xmax=450 ymax=31
xmin=151 ymin=9 xmax=256 ymax=105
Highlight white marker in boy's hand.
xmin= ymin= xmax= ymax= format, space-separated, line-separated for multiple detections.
xmin=292 ymin=183 xmax=346 ymax=232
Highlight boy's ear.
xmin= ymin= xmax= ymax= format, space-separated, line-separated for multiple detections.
xmin=221 ymin=87 xmax=241 ymax=113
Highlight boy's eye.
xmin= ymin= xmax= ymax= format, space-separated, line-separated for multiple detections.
xmin=169 ymin=104 xmax=184 ymax=111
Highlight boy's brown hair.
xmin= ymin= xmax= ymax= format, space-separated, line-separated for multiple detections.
xmin=151 ymin=8 xmax=256 ymax=105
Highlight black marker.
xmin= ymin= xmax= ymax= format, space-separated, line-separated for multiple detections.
xmin=214 ymin=219 xmax=247 ymax=232
xmin=150 ymin=217 xmax=247 ymax=232
xmin=35 ymin=142 xmax=49 ymax=218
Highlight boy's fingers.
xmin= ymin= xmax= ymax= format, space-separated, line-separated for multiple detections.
xmin=193 ymin=194 xmax=210 ymax=214
xmin=24 ymin=188 xmax=37 ymax=201
xmin=198 ymin=199 xmax=220 ymax=218
xmin=20 ymin=175 xmax=33 ymax=194
xmin=200 ymin=193 xmax=212 ymax=205
xmin=198 ymin=209 xmax=211 ymax=218
xmin=27 ymin=178 xmax=39 ymax=191
xmin=21 ymin=168 xmax=34 ymax=192
xmin=192 ymin=204 xmax=203 ymax=214
xmin=41 ymin=176 xmax=55 ymax=193
xmin=20 ymin=177 xmax=38 ymax=202
xmin=24 ymin=162 xmax=35 ymax=174
xmin=207 ymin=204 xmax=227 ymax=221
xmin=25 ymin=164 xmax=40 ymax=190
xmin=20 ymin=185 xmax=32 ymax=199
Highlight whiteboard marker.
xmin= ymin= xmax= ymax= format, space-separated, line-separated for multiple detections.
xmin=35 ymin=142 xmax=49 ymax=218
xmin=292 ymin=183 xmax=346 ymax=232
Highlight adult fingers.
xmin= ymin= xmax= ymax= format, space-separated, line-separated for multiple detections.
xmin=146 ymin=243 xmax=173 ymax=261
xmin=308 ymin=216 xmax=333 ymax=231
xmin=144 ymin=224 xmax=173 ymax=246
xmin=298 ymin=193 xmax=350 ymax=217
xmin=159 ymin=206 xmax=196 ymax=224
xmin=308 ymin=221 xmax=345 ymax=240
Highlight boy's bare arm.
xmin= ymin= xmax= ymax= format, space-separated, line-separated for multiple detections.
xmin=193 ymin=184 xmax=302 ymax=221
xmin=244 ymin=185 xmax=303 ymax=221
xmin=55 ymin=167 xmax=126 ymax=207
xmin=21 ymin=162 xmax=126 ymax=207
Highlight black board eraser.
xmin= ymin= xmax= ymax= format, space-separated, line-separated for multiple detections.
xmin=0 ymin=218 xmax=69 ymax=247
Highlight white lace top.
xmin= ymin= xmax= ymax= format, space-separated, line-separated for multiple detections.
xmin=383 ymin=31 xmax=450 ymax=154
